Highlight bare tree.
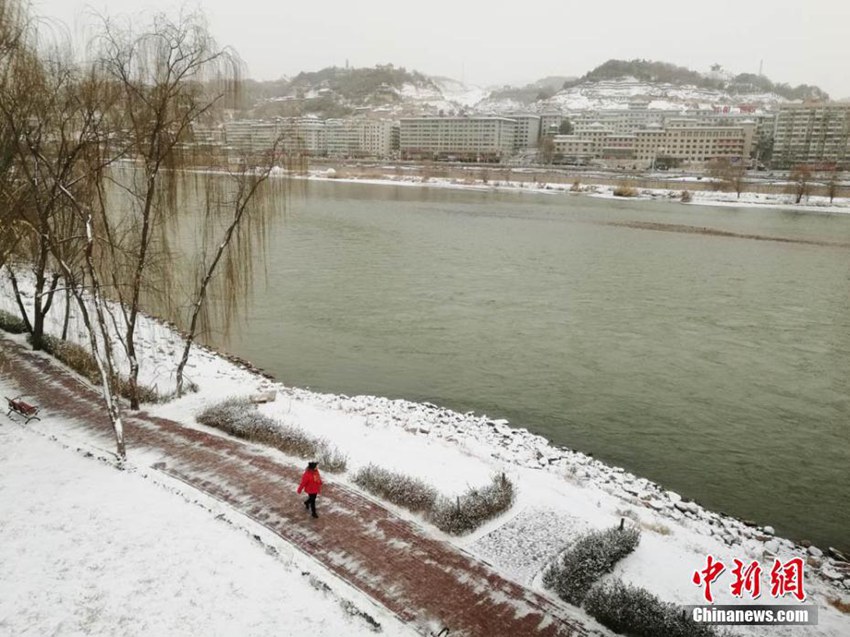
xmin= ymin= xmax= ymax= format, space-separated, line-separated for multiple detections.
xmin=707 ymin=158 xmax=747 ymax=198
xmin=788 ymin=165 xmax=812 ymax=204
xmin=539 ymin=136 xmax=555 ymax=165
xmin=826 ymin=168 xmax=842 ymax=204
xmin=0 ymin=5 xmax=79 ymax=349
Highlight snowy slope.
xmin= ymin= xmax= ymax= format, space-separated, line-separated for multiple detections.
xmin=478 ymin=77 xmax=789 ymax=114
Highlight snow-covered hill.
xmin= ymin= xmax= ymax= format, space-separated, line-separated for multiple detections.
xmin=478 ymin=77 xmax=789 ymax=114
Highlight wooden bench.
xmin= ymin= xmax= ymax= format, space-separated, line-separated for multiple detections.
xmin=5 ymin=396 xmax=41 ymax=424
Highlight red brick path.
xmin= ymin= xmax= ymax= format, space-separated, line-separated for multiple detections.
xmin=0 ymin=338 xmax=594 ymax=637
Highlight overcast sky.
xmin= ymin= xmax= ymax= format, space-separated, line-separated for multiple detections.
xmin=32 ymin=0 xmax=850 ymax=98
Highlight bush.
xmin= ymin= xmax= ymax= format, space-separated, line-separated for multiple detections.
xmin=584 ymin=579 xmax=726 ymax=637
xmin=613 ymin=185 xmax=638 ymax=197
xmin=429 ymin=473 xmax=515 ymax=535
xmin=353 ymin=464 xmax=438 ymax=513
xmin=197 ymin=398 xmax=347 ymax=473
xmin=543 ymin=525 xmax=641 ymax=605
xmin=352 ymin=465 xmax=515 ymax=534
xmin=0 ymin=309 xmax=28 ymax=334
xmin=681 ymin=189 xmax=693 ymax=202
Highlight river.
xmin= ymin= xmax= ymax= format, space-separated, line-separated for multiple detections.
xmin=197 ymin=179 xmax=850 ymax=551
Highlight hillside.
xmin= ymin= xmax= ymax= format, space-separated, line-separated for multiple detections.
xmin=566 ymin=59 xmax=828 ymax=101
xmin=240 ymin=60 xmax=829 ymax=119
xmin=244 ymin=64 xmax=460 ymax=118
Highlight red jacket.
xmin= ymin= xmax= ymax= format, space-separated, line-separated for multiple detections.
xmin=297 ymin=469 xmax=322 ymax=495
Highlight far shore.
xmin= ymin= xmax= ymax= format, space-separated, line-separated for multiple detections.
xmin=297 ymin=161 xmax=850 ymax=215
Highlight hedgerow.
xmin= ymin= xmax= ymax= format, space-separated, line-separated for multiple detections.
xmin=584 ymin=578 xmax=727 ymax=637
xmin=353 ymin=466 xmax=515 ymax=535
xmin=429 ymin=474 xmax=515 ymax=535
xmin=352 ymin=464 xmax=438 ymax=513
xmin=543 ymin=524 xmax=641 ymax=605
xmin=197 ymin=397 xmax=347 ymax=472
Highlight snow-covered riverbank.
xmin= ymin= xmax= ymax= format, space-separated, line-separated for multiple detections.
xmin=1 ymin=258 xmax=848 ymax=635
xmin=302 ymin=167 xmax=850 ymax=215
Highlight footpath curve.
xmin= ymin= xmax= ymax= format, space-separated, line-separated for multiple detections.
xmin=0 ymin=337 xmax=594 ymax=637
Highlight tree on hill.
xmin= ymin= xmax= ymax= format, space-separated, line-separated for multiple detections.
xmin=564 ymin=59 xmax=721 ymax=90
xmin=287 ymin=64 xmax=438 ymax=104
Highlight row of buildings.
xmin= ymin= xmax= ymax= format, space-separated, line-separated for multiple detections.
xmin=196 ymin=101 xmax=850 ymax=169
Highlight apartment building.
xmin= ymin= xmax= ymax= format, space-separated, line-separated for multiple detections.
xmin=281 ymin=118 xmax=326 ymax=156
xmin=772 ymin=102 xmax=850 ymax=168
xmin=224 ymin=118 xmax=323 ymax=155
xmin=507 ymin=114 xmax=541 ymax=149
xmin=399 ymin=117 xmax=516 ymax=161
xmin=572 ymin=105 xmax=669 ymax=135
xmin=629 ymin=120 xmax=754 ymax=166
xmin=552 ymin=136 xmax=595 ymax=161
xmin=223 ymin=117 xmax=397 ymax=158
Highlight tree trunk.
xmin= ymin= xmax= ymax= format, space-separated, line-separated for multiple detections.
xmin=6 ymin=266 xmax=33 ymax=334
xmin=61 ymin=284 xmax=71 ymax=341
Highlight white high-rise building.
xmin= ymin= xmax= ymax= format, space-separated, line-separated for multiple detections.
xmin=772 ymin=103 xmax=850 ymax=168
xmin=399 ymin=117 xmax=516 ymax=161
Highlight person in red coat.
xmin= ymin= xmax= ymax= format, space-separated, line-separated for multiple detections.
xmin=297 ymin=461 xmax=323 ymax=518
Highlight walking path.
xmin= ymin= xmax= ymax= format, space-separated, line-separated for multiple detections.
xmin=0 ymin=337 xmax=595 ymax=637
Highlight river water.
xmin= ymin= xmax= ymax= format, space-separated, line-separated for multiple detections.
xmin=207 ymin=180 xmax=849 ymax=551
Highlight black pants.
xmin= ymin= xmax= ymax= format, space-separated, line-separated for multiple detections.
xmin=304 ymin=493 xmax=318 ymax=517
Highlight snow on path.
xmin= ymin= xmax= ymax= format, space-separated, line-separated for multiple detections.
xmin=0 ymin=422 xmax=401 ymax=637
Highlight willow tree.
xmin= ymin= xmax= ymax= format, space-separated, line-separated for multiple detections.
xmin=0 ymin=2 xmax=79 ymax=349
xmin=174 ymin=148 xmax=292 ymax=396
xmin=0 ymin=1 xmax=129 ymax=459
xmin=92 ymin=11 xmax=242 ymax=409
xmin=0 ymin=0 xmax=22 ymax=269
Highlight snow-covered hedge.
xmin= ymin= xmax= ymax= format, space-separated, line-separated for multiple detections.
xmin=429 ymin=473 xmax=515 ymax=535
xmin=352 ymin=466 xmax=514 ymax=535
xmin=543 ymin=525 xmax=641 ymax=605
xmin=352 ymin=464 xmax=437 ymax=513
xmin=0 ymin=309 xmax=28 ymax=334
xmin=197 ymin=398 xmax=347 ymax=473
xmin=584 ymin=578 xmax=726 ymax=637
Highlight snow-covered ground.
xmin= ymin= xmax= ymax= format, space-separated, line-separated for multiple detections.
xmin=0 ymin=406 xmax=414 ymax=637
xmin=1 ymin=227 xmax=849 ymax=635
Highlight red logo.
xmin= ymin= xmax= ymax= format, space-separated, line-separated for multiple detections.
xmin=693 ymin=556 xmax=805 ymax=603
xmin=770 ymin=558 xmax=806 ymax=602
xmin=693 ymin=555 xmax=726 ymax=603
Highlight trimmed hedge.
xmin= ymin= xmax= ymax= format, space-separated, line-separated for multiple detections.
xmin=584 ymin=579 xmax=727 ymax=637
xmin=429 ymin=474 xmax=515 ymax=535
xmin=353 ymin=464 xmax=437 ymax=513
xmin=543 ymin=525 xmax=641 ymax=605
xmin=197 ymin=398 xmax=347 ymax=473
xmin=352 ymin=466 xmax=515 ymax=535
